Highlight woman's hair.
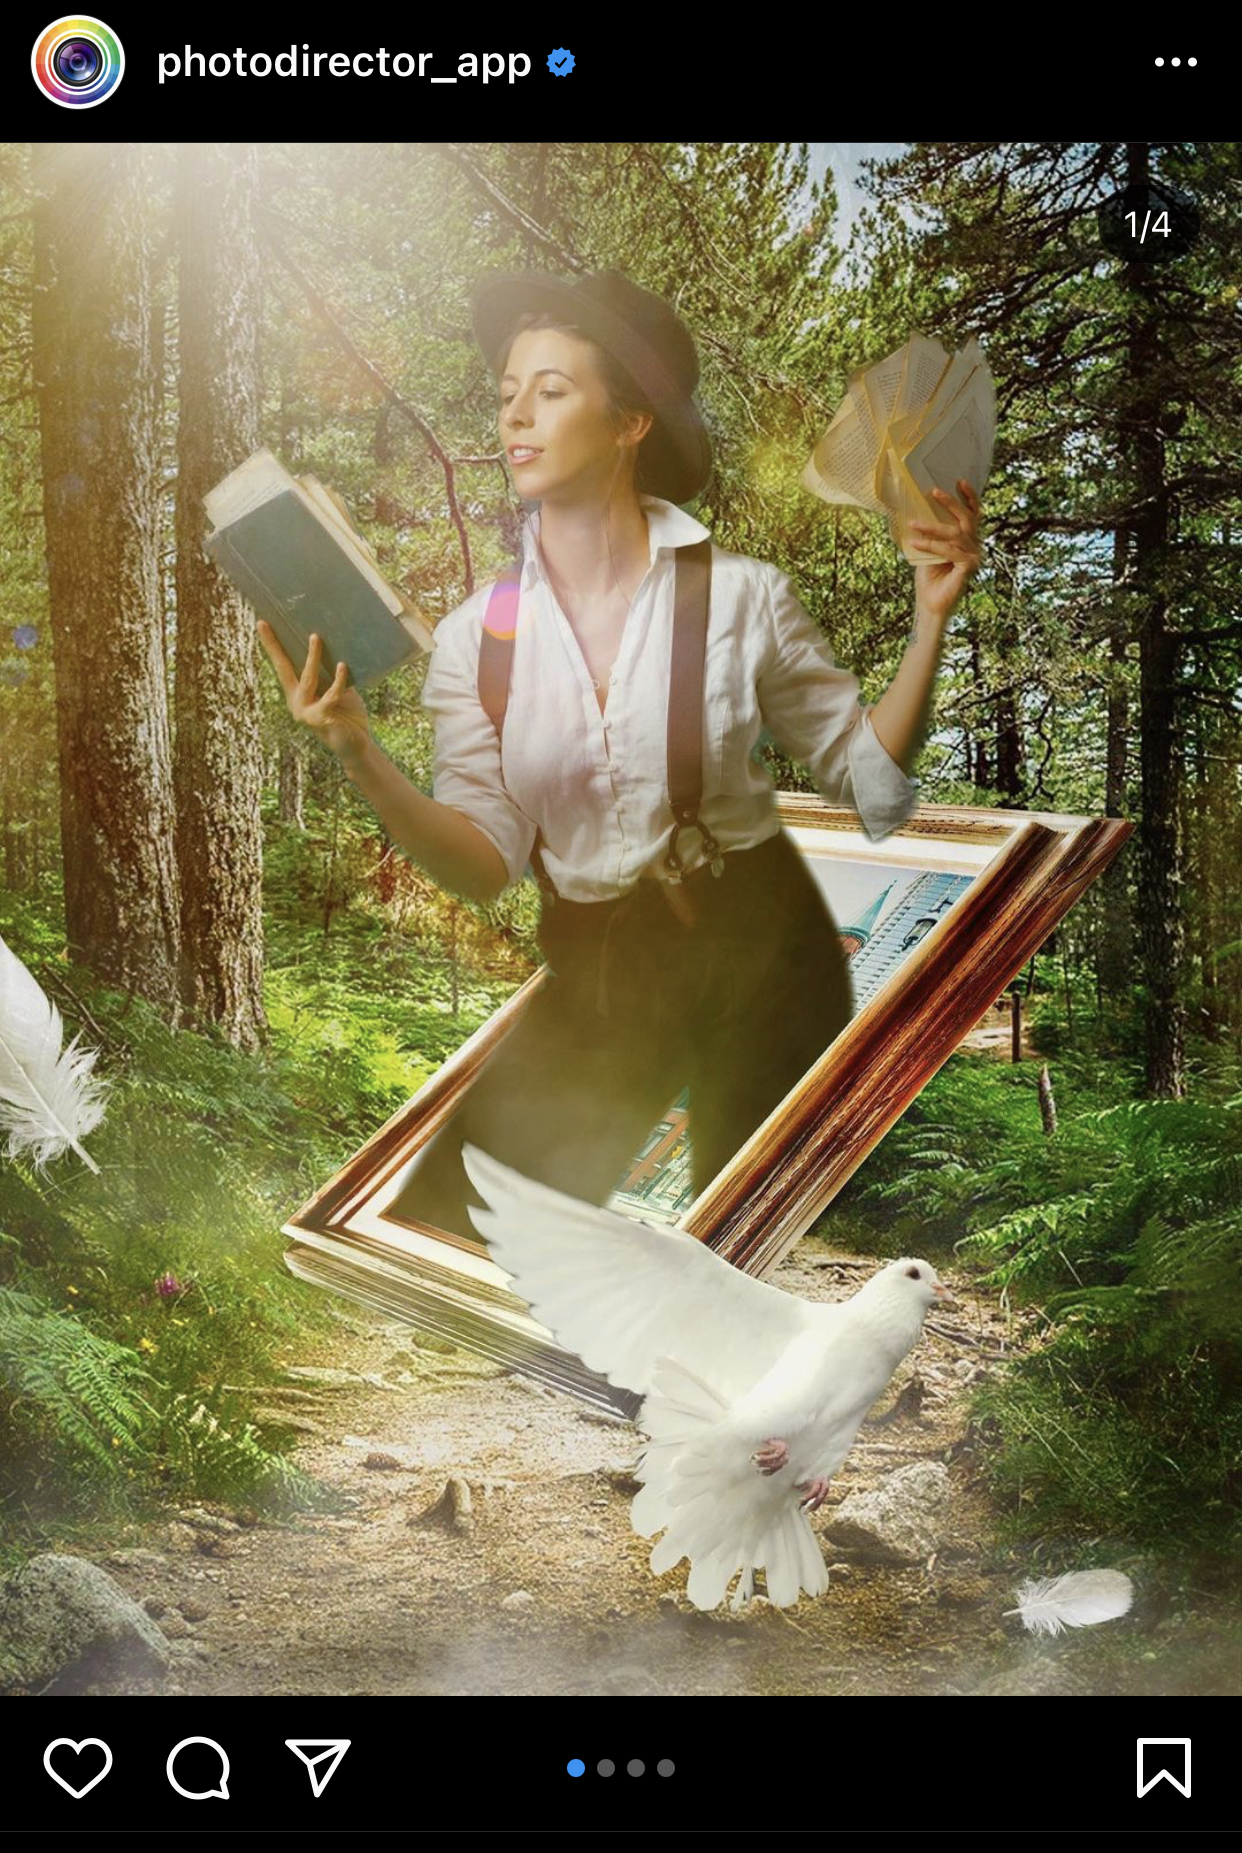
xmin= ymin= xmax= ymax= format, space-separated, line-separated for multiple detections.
xmin=494 ymin=310 xmax=659 ymax=495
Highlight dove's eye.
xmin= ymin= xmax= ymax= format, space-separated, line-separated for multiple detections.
xmin=906 ymin=1266 xmax=921 ymax=1279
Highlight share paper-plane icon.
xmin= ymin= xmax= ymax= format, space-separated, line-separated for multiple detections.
xmin=285 ymin=1739 xmax=351 ymax=1798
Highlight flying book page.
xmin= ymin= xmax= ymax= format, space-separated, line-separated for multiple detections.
xmin=802 ymin=335 xmax=995 ymax=564
xmin=203 ymin=449 xmax=434 ymax=697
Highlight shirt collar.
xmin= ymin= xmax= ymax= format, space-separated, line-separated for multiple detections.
xmin=517 ymin=495 xmax=710 ymax=589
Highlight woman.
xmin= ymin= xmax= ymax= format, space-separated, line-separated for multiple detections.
xmin=258 ymin=269 xmax=982 ymax=1246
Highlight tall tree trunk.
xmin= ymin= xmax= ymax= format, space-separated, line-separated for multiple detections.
xmin=1124 ymin=143 xmax=1185 ymax=1098
xmin=1098 ymin=527 xmax=1133 ymax=997
xmin=278 ymin=735 xmax=306 ymax=828
xmin=173 ymin=144 xmax=267 ymax=1050
xmin=30 ymin=143 xmax=179 ymax=1009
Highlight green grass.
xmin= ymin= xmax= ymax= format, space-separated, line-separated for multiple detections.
xmin=0 ymin=831 xmax=530 ymax=1549
xmin=812 ymin=1032 xmax=1242 ymax=1560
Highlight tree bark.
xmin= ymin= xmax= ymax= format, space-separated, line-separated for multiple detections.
xmin=1124 ymin=144 xmax=1185 ymax=1098
xmin=173 ymin=143 xmax=268 ymax=1050
xmin=1098 ymin=527 xmax=1133 ymax=997
xmin=278 ymin=734 xmax=306 ymax=828
xmin=30 ymin=142 xmax=180 ymax=1009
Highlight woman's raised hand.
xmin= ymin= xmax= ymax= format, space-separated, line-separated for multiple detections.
xmin=910 ymin=479 xmax=984 ymax=626
xmin=256 ymin=623 xmax=373 ymax=765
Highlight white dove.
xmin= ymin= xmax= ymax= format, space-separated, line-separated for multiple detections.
xmin=460 ymin=1141 xmax=954 ymax=1612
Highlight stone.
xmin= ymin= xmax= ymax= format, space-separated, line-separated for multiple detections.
xmin=825 ymin=1463 xmax=952 ymax=1564
xmin=501 ymin=1590 xmax=534 ymax=1610
xmin=173 ymin=1508 xmax=239 ymax=1536
xmin=0 ymin=1554 xmax=170 ymax=1693
xmin=415 ymin=1475 xmax=474 ymax=1533
xmin=107 ymin=1549 xmax=169 ymax=1572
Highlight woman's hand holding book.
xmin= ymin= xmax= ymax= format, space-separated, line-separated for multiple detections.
xmin=257 ymin=622 xmax=373 ymax=767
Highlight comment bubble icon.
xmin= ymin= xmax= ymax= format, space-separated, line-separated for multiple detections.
xmin=166 ymin=1736 xmax=230 ymax=1801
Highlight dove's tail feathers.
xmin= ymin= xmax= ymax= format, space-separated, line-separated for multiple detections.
xmin=631 ymin=1351 xmax=830 ymax=1611
xmin=643 ymin=1356 xmax=729 ymax=1431
xmin=631 ymin=1356 xmax=730 ymax=1543
xmin=766 ymin=1501 xmax=832 ymax=1609
xmin=660 ymin=1494 xmax=830 ymax=1612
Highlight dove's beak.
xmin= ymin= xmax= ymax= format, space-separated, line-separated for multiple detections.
xmin=933 ymin=1283 xmax=955 ymax=1303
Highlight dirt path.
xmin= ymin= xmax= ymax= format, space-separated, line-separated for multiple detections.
xmin=97 ymin=1242 xmax=1234 ymax=1698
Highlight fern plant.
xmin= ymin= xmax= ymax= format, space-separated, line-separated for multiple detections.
xmin=0 ymin=1285 xmax=154 ymax=1472
xmin=157 ymin=1392 xmax=337 ymax=1513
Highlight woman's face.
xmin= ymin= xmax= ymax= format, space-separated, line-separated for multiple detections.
xmin=498 ymin=328 xmax=649 ymax=502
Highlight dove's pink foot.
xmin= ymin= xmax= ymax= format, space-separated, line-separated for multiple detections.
xmin=797 ymin=1475 xmax=832 ymax=1512
xmin=751 ymin=1438 xmax=790 ymax=1476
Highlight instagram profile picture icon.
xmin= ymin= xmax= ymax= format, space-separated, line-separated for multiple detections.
xmin=31 ymin=16 xmax=124 ymax=107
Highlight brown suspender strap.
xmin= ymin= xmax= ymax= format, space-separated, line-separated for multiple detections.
xmin=663 ymin=538 xmax=722 ymax=882
xmin=478 ymin=538 xmax=720 ymax=900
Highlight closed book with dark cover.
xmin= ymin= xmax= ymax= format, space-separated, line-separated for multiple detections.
xmin=205 ymin=488 xmax=420 ymax=697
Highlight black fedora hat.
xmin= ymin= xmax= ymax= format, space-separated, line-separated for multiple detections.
xmin=471 ymin=268 xmax=713 ymax=505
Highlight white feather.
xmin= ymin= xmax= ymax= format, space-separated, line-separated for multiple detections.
xmin=1003 ymin=1569 xmax=1134 ymax=1636
xmin=0 ymin=933 xmax=109 ymax=1174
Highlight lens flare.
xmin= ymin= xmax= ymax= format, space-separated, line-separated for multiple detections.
xmin=31 ymin=16 xmax=124 ymax=107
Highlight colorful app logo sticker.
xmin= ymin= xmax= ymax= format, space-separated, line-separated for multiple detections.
xmin=31 ymin=17 xmax=125 ymax=108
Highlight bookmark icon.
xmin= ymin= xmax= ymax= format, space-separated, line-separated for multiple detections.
xmin=286 ymin=1739 xmax=351 ymax=1798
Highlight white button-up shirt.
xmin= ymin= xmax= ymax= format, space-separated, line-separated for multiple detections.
xmin=421 ymin=495 xmax=921 ymax=903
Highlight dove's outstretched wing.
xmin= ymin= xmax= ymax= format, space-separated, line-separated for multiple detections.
xmin=461 ymin=1141 xmax=811 ymax=1400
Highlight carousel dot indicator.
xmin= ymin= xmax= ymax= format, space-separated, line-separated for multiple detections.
xmin=627 ymin=1759 xmax=645 ymax=1777
xmin=567 ymin=1758 xmax=585 ymax=1777
xmin=597 ymin=1759 xmax=615 ymax=1776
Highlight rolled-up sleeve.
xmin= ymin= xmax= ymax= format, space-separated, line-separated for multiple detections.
xmin=758 ymin=567 xmax=921 ymax=844
xmin=420 ymin=610 xmax=539 ymax=894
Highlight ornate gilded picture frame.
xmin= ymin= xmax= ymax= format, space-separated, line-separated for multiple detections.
xmin=282 ymin=794 xmax=1131 ymax=1411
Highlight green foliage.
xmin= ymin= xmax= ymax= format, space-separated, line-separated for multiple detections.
xmin=969 ymin=1307 xmax=1241 ymax=1555
xmin=0 ymin=1281 xmax=154 ymax=1472
xmin=0 ymin=1282 xmax=331 ymax=1517
xmin=155 ymin=1392 xmax=333 ymax=1513
xmin=817 ymin=1033 xmax=1242 ymax=1556
xmin=0 ymin=799 xmax=541 ymax=1548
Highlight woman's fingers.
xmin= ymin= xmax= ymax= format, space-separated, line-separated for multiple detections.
xmin=299 ymin=631 xmax=323 ymax=699
xmin=256 ymin=620 xmax=298 ymax=694
xmin=930 ymin=487 xmax=976 ymax=533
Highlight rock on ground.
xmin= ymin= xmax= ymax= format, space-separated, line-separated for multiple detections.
xmin=825 ymin=1462 xmax=951 ymax=1564
xmin=0 ymin=1553 xmax=170 ymax=1694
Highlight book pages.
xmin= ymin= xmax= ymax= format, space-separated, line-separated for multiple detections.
xmin=802 ymin=335 xmax=994 ymax=564
xmin=800 ymin=397 xmax=886 ymax=512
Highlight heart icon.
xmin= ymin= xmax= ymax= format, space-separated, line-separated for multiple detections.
xmin=43 ymin=1738 xmax=113 ymax=1799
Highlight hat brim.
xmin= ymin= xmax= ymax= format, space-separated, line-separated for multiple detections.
xmin=470 ymin=270 xmax=712 ymax=505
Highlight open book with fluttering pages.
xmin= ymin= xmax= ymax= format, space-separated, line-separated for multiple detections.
xmin=801 ymin=335 xmax=995 ymax=564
